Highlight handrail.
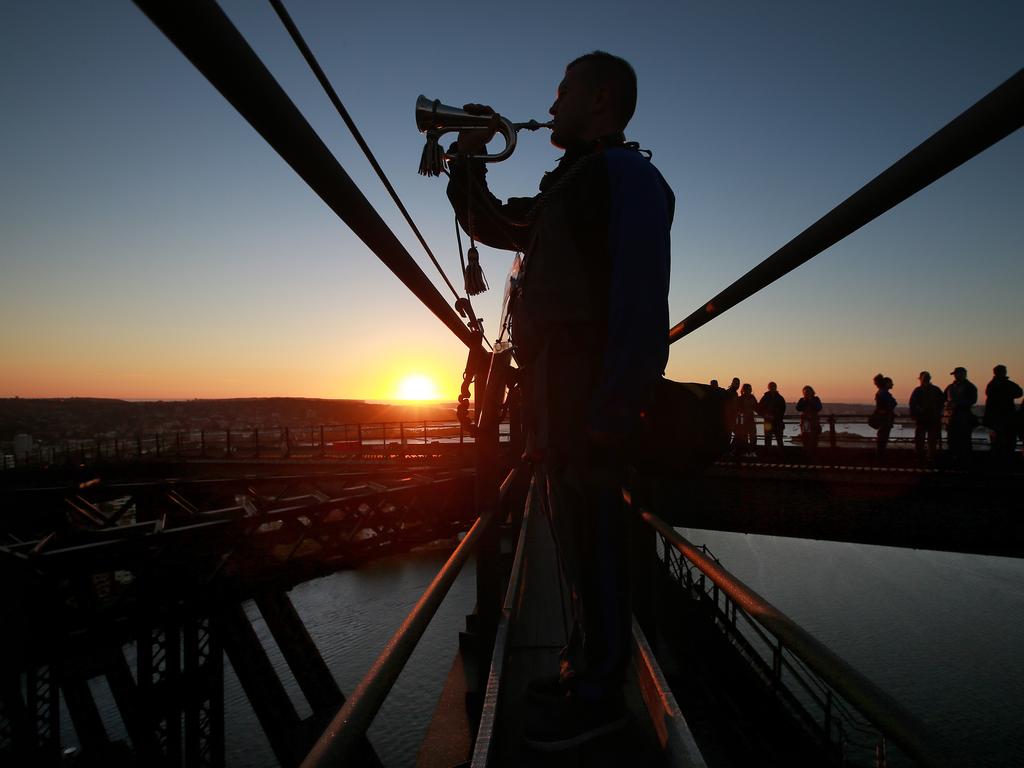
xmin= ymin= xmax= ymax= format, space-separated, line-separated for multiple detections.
xmin=299 ymin=464 xmax=519 ymax=768
xmin=630 ymin=499 xmax=951 ymax=768
xmin=669 ymin=68 xmax=1023 ymax=343
xmin=470 ymin=474 xmax=535 ymax=767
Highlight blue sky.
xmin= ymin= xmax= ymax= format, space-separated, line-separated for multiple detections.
xmin=1 ymin=1 xmax=1021 ymax=403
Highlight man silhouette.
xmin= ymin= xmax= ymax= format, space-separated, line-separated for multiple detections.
xmin=758 ymin=381 xmax=786 ymax=449
xmin=909 ymin=371 xmax=944 ymax=464
xmin=447 ymin=51 xmax=673 ymax=750
xmin=945 ymin=366 xmax=978 ymax=467
xmin=984 ymin=364 xmax=1023 ymax=462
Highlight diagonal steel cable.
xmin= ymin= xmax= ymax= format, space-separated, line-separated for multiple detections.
xmin=267 ymin=0 xmax=463 ymax=302
xmin=669 ymin=67 xmax=1024 ymax=344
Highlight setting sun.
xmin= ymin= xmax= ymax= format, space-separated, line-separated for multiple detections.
xmin=395 ymin=374 xmax=440 ymax=401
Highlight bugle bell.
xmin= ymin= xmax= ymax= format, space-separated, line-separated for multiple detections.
xmin=415 ymin=95 xmax=550 ymax=176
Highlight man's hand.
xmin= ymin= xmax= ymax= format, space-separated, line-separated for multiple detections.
xmin=457 ymin=103 xmax=499 ymax=155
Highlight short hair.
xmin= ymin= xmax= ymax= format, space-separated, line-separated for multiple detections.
xmin=994 ymin=364 xmax=1007 ymax=376
xmin=768 ymin=381 xmax=777 ymax=389
xmin=567 ymin=51 xmax=637 ymax=129
xmin=919 ymin=371 xmax=931 ymax=381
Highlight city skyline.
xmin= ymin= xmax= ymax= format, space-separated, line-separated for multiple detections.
xmin=1 ymin=1 xmax=1021 ymax=405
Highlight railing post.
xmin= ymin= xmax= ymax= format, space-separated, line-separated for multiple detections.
xmin=284 ymin=426 xmax=290 ymax=457
xmin=200 ymin=430 xmax=206 ymax=457
xmin=772 ymin=637 xmax=782 ymax=689
xmin=824 ymin=688 xmax=833 ymax=740
xmin=628 ymin=490 xmax=657 ymax=635
xmin=399 ymin=422 xmax=406 ymax=461
xmin=319 ymin=424 xmax=325 ymax=456
xmin=828 ymin=414 xmax=837 ymax=450
xmin=176 ymin=431 xmax=182 ymax=458
xmin=226 ymin=428 xmax=232 ymax=457
xmin=254 ymin=428 xmax=260 ymax=458
xmin=357 ymin=423 xmax=363 ymax=457
xmin=137 ymin=434 xmax=142 ymax=458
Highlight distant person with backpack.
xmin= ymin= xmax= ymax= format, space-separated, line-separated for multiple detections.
xmin=870 ymin=373 xmax=897 ymax=461
xmin=944 ymin=366 xmax=978 ymax=467
xmin=984 ymin=364 xmax=1023 ymax=463
xmin=796 ymin=385 xmax=823 ymax=455
xmin=757 ymin=382 xmax=786 ymax=449
xmin=909 ymin=371 xmax=944 ymax=465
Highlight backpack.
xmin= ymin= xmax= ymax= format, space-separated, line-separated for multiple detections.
xmin=636 ymin=378 xmax=732 ymax=474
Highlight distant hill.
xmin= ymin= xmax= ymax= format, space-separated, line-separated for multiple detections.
xmin=0 ymin=397 xmax=457 ymax=441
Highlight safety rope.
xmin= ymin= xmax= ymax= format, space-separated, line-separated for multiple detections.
xmin=267 ymin=0 xmax=468 ymax=310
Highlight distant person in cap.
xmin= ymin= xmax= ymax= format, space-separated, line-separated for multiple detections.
xmin=909 ymin=371 xmax=944 ymax=465
xmin=983 ymin=364 xmax=1022 ymax=464
xmin=944 ymin=367 xmax=978 ymax=467
xmin=757 ymin=381 xmax=786 ymax=449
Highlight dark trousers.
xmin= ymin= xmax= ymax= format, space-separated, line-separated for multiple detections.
xmin=990 ymin=421 xmax=1017 ymax=458
xmin=914 ymin=420 xmax=940 ymax=463
xmin=763 ymin=419 xmax=784 ymax=448
xmin=876 ymin=426 xmax=892 ymax=459
xmin=948 ymin=413 xmax=974 ymax=464
xmin=541 ymin=462 xmax=631 ymax=705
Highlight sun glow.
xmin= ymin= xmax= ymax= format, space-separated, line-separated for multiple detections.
xmin=395 ymin=374 xmax=440 ymax=401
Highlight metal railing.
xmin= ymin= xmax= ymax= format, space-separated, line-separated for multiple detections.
xmin=298 ymin=464 xmax=519 ymax=768
xmin=1 ymin=418 xmax=512 ymax=469
xmin=633 ymin=501 xmax=951 ymax=768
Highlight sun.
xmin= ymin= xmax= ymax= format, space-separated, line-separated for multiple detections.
xmin=395 ymin=374 xmax=440 ymax=401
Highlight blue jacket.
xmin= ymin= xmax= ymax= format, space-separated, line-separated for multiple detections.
xmin=448 ymin=138 xmax=674 ymax=461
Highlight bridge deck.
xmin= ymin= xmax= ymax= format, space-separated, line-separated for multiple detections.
xmin=471 ymin=480 xmax=704 ymax=767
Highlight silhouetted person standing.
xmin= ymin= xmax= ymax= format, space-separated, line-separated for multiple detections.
xmin=984 ymin=364 xmax=1022 ymax=463
xmin=725 ymin=377 xmax=741 ymax=454
xmin=871 ymin=373 xmax=897 ymax=461
xmin=797 ymin=385 xmax=822 ymax=455
xmin=447 ymin=51 xmax=671 ymax=749
xmin=909 ymin=371 xmax=944 ymax=465
xmin=758 ymin=381 xmax=786 ymax=448
xmin=737 ymin=383 xmax=758 ymax=454
xmin=944 ymin=366 xmax=978 ymax=467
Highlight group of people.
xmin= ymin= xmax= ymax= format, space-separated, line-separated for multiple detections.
xmin=898 ymin=365 xmax=1023 ymax=467
xmin=710 ymin=378 xmax=824 ymax=453
xmin=715 ymin=364 xmax=1024 ymax=466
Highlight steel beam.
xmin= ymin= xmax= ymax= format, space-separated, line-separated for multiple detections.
xmin=130 ymin=0 xmax=480 ymax=351
xmin=670 ymin=68 xmax=1024 ymax=342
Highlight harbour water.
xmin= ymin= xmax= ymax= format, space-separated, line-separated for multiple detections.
xmin=69 ymin=528 xmax=1023 ymax=766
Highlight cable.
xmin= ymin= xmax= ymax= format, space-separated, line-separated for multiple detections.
xmin=267 ymin=0 xmax=463 ymax=302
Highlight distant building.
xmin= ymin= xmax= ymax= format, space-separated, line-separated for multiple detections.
xmin=13 ymin=433 xmax=33 ymax=460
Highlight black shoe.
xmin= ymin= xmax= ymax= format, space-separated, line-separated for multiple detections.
xmin=523 ymin=694 xmax=628 ymax=752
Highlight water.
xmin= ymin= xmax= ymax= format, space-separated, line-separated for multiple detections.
xmin=678 ymin=528 xmax=1024 ymax=768
xmin=62 ymin=530 xmax=1023 ymax=766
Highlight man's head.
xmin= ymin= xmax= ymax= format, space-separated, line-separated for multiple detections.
xmin=919 ymin=371 xmax=931 ymax=384
xmin=994 ymin=364 xmax=1007 ymax=377
xmin=768 ymin=381 xmax=777 ymax=391
xmin=709 ymin=379 xmax=719 ymax=388
xmin=549 ymin=51 xmax=637 ymax=149
xmin=951 ymin=366 xmax=967 ymax=381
